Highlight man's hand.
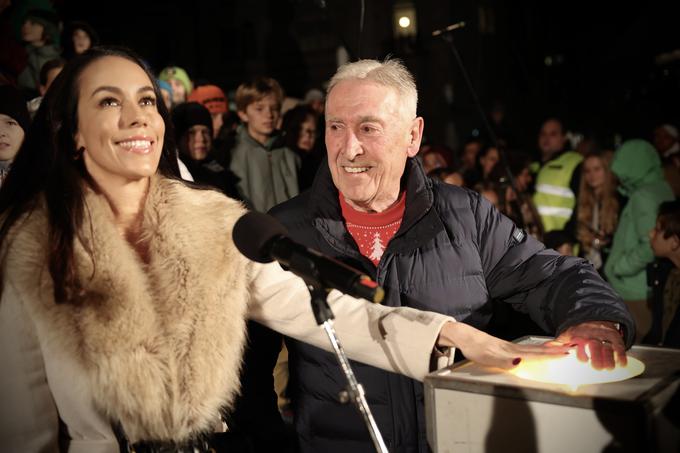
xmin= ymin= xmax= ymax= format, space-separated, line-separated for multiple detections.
xmin=555 ymin=321 xmax=627 ymax=370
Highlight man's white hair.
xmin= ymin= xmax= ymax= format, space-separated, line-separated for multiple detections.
xmin=327 ymin=58 xmax=418 ymax=120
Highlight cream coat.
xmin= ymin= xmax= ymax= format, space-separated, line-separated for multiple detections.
xmin=0 ymin=176 xmax=453 ymax=452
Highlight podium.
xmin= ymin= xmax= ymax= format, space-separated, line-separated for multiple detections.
xmin=424 ymin=337 xmax=680 ymax=452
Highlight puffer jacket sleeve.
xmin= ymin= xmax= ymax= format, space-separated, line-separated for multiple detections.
xmin=245 ymin=261 xmax=455 ymax=381
xmin=471 ymin=192 xmax=636 ymax=347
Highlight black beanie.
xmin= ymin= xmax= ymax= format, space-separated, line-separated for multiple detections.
xmin=171 ymin=102 xmax=213 ymax=141
xmin=0 ymin=85 xmax=31 ymax=132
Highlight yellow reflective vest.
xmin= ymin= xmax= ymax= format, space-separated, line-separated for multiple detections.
xmin=533 ymin=151 xmax=583 ymax=232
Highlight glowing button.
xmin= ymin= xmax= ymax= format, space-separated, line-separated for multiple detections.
xmin=508 ymin=350 xmax=645 ymax=391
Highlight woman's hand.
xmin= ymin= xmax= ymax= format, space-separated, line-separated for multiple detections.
xmin=437 ymin=322 xmax=570 ymax=370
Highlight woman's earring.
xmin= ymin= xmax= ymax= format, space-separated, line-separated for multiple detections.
xmin=73 ymin=146 xmax=85 ymax=160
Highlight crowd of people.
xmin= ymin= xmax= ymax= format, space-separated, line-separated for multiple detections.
xmin=0 ymin=4 xmax=678 ymax=453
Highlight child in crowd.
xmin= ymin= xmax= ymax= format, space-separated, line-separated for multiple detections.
xmin=17 ymin=9 xmax=61 ymax=96
xmin=158 ymin=66 xmax=193 ymax=104
xmin=188 ymin=84 xmax=229 ymax=139
xmin=0 ymin=85 xmax=30 ymax=188
xmin=229 ymin=76 xmax=300 ymax=212
xmin=645 ymin=200 xmax=680 ymax=348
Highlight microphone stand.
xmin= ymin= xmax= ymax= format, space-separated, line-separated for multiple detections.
xmin=293 ymin=252 xmax=389 ymax=453
xmin=435 ymin=28 xmax=520 ymax=199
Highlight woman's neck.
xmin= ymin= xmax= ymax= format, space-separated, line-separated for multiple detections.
xmin=95 ymin=176 xmax=150 ymax=239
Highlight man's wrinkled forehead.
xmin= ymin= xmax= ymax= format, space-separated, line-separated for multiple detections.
xmin=326 ymin=80 xmax=405 ymax=120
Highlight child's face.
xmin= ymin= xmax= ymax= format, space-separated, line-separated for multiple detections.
xmin=21 ymin=19 xmax=44 ymax=45
xmin=0 ymin=113 xmax=25 ymax=162
xmin=168 ymin=78 xmax=186 ymax=104
xmin=649 ymin=221 xmax=679 ymax=258
xmin=238 ymin=94 xmax=280 ymax=143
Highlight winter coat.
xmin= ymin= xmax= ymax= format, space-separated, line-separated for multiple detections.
xmin=269 ymin=158 xmax=634 ymax=453
xmin=228 ymin=125 xmax=301 ymax=213
xmin=605 ymin=140 xmax=675 ymax=300
xmin=17 ymin=43 xmax=60 ymax=93
xmin=0 ymin=175 xmax=453 ymax=452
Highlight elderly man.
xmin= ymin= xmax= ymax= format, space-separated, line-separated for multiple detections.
xmin=262 ymin=60 xmax=634 ymax=453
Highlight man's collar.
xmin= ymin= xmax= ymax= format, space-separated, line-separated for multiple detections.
xmin=308 ymin=157 xmax=434 ymax=232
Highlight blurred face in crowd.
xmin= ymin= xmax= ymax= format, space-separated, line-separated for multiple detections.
xmin=649 ymin=221 xmax=679 ymax=258
xmin=183 ymin=125 xmax=211 ymax=161
xmin=480 ymin=147 xmax=499 ymax=178
xmin=481 ymin=189 xmax=499 ymax=208
xmin=514 ymin=167 xmax=532 ymax=193
xmin=422 ymin=151 xmax=447 ymax=174
xmin=73 ymin=28 xmax=92 ymax=54
xmin=653 ymin=126 xmax=677 ymax=155
xmin=538 ymin=119 xmax=567 ymax=160
xmin=238 ymin=94 xmax=280 ymax=145
xmin=557 ymin=243 xmax=574 ymax=256
xmin=461 ymin=141 xmax=481 ymax=170
xmin=21 ymin=19 xmax=45 ymax=45
xmin=0 ymin=114 xmax=25 ymax=162
xmin=74 ymin=56 xmax=164 ymax=186
xmin=325 ymin=79 xmax=423 ymax=213
xmin=583 ymin=155 xmax=606 ymax=192
xmin=168 ymin=78 xmax=187 ymax=104
xmin=297 ymin=115 xmax=316 ymax=152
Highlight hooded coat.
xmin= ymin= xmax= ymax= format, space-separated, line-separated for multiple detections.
xmin=605 ymin=140 xmax=675 ymax=300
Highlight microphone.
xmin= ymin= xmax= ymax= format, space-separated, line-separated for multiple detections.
xmin=431 ymin=21 xmax=466 ymax=37
xmin=233 ymin=211 xmax=385 ymax=304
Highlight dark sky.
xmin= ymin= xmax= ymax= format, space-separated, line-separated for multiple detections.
xmin=45 ymin=0 xmax=680 ymax=152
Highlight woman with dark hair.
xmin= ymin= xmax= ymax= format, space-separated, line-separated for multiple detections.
xmin=488 ymin=152 xmax=544 ymax=240
xmin=281 ymin=104 xmax=321 ymax=191
xmin=463 ymin=144 xmax=499 ymax=188
xmin=0 ymin=46 xmax=553 ymax=452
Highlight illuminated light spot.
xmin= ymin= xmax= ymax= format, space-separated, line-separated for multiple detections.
xmin=508 ymin=350 xmax=645 ymax=392
xmin=399 ymin=16 xmax=411 ymax=28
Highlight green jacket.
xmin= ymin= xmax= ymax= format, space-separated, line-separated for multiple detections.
xmin=604 ymin=140 xmax=674 ymax=300
xmin=229 ymin=125 xmax=300 ymax=213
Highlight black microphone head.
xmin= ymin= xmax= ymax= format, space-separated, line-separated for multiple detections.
xmin=232 ymin=211 xmax=288 ymax=263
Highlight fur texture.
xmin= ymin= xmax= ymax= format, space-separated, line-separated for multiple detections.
xmin=5 ymin=176 xmax=252 ymax=442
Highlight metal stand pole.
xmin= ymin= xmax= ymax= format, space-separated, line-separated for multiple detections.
xmin=437 ymin=31 xmax=518 ymax=193
xmin=307 ymin=286 xmax=389 ymax=453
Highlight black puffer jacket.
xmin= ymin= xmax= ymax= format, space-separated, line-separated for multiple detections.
xmin=268 ymin=158 xmax=635 ymax=453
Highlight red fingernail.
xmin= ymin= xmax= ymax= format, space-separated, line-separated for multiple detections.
xmin=512 ymin=358 xmax=521 ymax=365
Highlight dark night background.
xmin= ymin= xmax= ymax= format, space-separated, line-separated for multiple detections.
xmin=16 ymin=0 xmax=680 ymax=156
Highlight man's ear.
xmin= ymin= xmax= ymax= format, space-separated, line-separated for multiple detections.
xmin=237 ymin=110 xmax=249 ymax=123
xmin=406 ymin=117 xmax=424 ymax=158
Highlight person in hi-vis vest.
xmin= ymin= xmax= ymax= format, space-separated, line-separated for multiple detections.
xmin=533 ymin=118 xmax=583 ymax=232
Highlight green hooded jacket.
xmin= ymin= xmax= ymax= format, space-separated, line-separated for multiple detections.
xmin=604 ymin=140 xmax=674 ymax=300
